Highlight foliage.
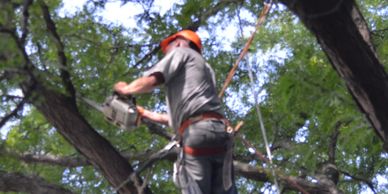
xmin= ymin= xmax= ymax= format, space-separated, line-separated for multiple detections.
xmin=0 ymin=0 xmax=387 ymax=193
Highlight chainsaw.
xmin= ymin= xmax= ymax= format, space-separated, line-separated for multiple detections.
xmin=78 ymin=93 xmax=140 ymax=131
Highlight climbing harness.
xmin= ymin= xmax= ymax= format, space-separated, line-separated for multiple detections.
xmin=173 ymin=146 xmax=202 ymax=193
xmin=177 ymin=111 xmax=235 ymax=191
xmin=178 ymin=112 xmax=226 ymax=135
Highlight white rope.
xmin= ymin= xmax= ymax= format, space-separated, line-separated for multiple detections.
xmin=246 ymin=54 xmax=280 ymax=194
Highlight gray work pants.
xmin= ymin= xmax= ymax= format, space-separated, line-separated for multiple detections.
xmin=175 ymin=120 xmax=238 ymax=194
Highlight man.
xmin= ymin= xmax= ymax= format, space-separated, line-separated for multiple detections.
xmin=114 ymin=30 xmax=237 ymax=194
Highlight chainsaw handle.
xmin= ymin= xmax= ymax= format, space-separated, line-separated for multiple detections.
xmin=112 ymin=92 xmax=136 ymax=105
xmin=113 ymin=91 xmax=131 ymax=99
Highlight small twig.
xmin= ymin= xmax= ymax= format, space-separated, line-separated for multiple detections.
xmin=138 ymin=167 xmax=154 ymax=194
xmin=122 ymin=46 xmax=160 ymax=76
xmin=0 ymin=68 xmax=27 ymax=81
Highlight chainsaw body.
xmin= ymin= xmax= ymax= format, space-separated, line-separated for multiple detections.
xmin=102 ymin=94 xmax=138 ymax=131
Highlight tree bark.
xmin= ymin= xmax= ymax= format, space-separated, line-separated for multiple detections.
xmin=0 ymin=171 xmax=74 ymax=194
xmin=279 ymin=0 xmax=388 ymax=151
xmin=30 ymin=83 xmax=152 ymax=194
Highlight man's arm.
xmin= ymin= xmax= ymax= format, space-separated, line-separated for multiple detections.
xmin=114 ymin=75 xmax=159 ymax=95
xmin=114 ymin=74 xmax=168 ymax=125
xmin=137 ymin=106 xmax=169 ymax=125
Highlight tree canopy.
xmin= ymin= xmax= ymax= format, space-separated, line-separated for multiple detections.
xmin=0 ymin=0 xmax=387 ymax=193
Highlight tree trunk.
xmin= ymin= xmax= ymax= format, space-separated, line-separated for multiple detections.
xmin=279 ymin=0 xmax=388 ymax=151
xmin=30 ymin=83 xmax=152 ymax=194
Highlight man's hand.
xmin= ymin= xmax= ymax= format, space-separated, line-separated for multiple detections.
xmin=114 ymin=81 xmax=129 ymax=95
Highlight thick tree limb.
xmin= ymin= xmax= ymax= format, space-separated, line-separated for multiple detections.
xmin=279 ymin=0 xmax=388 ymax=151
xmin=30 ymin=83 xmax=153 ymax=194
xmin=0 ymin=146 xmax=160 ymax=169
xmin=0 ymin=148 xmax=89 ymax=167
xmin=0 ymin=171 xmax=74 ymax=194
xmin=233 ymin=161 xmax=268 ymax=181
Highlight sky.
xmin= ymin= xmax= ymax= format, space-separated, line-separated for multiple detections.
xmin=61 ymin=0 xmax=179 ymax=28
xmin=59 ymin=0 xmax=258 ymax=51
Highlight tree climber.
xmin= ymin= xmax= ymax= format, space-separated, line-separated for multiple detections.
xmin=113 ymin=30 xmax=237 ymax=194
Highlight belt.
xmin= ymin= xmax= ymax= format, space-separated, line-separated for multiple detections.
xmin=178 ymin=111 xmax=225 ymax=136
xmin=184 ymin=145 xmax=226 ymax=156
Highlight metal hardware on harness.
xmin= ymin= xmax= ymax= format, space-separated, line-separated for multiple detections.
xmin=78 ymin=93 xmax=139 ymax=131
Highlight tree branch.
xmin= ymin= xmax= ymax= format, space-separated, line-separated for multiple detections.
xmin=20 ymin=0 xmax=33 ymax=44
xmin=0 ymin=170 xmax=74 ymax=194
xmin=187 ymin=0 xmax=244 ymax=31
xmin=1 ymin=143 xmax=349 ymax=193
xmin=131 ymin=45 xmax=160 ymax=70
xmin=142 ymin=119 xmax=174 ymax=140
xmin=66 ymin=33 xmax=155 ymax=49
xmin=0 ymin=28 xmax=29 ymax=67
xmin=38 ymin=0 xmax=76 ymax=99
xmin=328 ymin=123 xmax=340 ymax=163
xmin=0 ymin=68 xmax=27 ymax=81
xmin=0 ymin=26 xmax=37 ymax=92
xmin=0 ymin=146 xmax=162 ymax=168
xmin=340 ymin=170 xmax=377 ymax=193
xmin=0 ymin=96 xmax=27 ymax=129
xmin=0 ymin=86 xmax=32 ymax=129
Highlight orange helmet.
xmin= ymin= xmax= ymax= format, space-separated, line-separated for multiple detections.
xmin=160 ymin=30 xmax=202 ymax=54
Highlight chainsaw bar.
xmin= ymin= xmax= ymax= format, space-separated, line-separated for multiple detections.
xmin=78 ymin=95 xmax=105 ymax=112
xmin=77 ymin=93 xmax=139 ymax=131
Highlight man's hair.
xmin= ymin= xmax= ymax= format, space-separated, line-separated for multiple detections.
xmin=189 ymin=41 xmax=201 ymax=53
xmin=170 ymin=37 xmax=201 ymax=54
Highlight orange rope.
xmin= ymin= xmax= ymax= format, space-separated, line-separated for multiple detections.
xmin=218 ymin=2 xmax=272 ymax=99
